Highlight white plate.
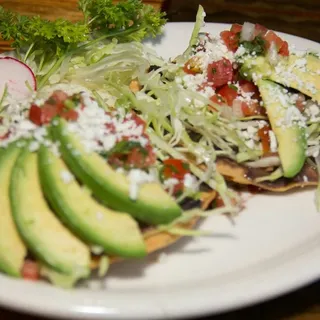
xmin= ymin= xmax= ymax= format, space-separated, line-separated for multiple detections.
xmin=1 ymin=23 xmax=320 ymax=320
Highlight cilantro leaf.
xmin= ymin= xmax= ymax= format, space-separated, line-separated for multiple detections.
xmin=240 ymin=35 xmax=266 ymax=56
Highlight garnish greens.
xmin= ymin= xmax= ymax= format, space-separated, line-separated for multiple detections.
xmin=0 ymin=0 xmax=166 ymax=88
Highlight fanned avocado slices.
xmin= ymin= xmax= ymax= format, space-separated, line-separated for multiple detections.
xmin=51 ymin=118 xmax=182 ymax=225
xmin=10 ymin=146 xmax=91 ymax=279
xmin=38 ymin=144 xmax=147 ymax=258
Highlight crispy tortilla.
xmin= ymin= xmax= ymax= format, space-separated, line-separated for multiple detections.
xmin=216 ymin=157 xmax=318 ymax=192
xmin=90 ymin=190 xmax=216 ymax=269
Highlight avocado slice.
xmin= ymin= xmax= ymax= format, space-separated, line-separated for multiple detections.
xmin=257 ymin=79 xmax=307 ymax=178
xmin=241 ymin=54 xmax=320 ymax=103
xmin=0 ymin=143 xmax=27 ymax=277
xmin=38 ymin=145 xmax=146 ymax=258
xmin=10 ymin=146 xmax=90 ymax=278
xmin=51 ymin=118 xmax=182 ymax=225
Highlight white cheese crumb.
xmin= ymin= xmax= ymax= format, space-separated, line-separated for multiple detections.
xmin=127 ymin=169 xmax=156 ymax=200
xmin=60 ymin=170 xmax=74 ymax=184
xmin=29 ymin=141 xmax=40 ymax=152
xmin=183 ymin=173 xmax=198 ymax=192
xmin=268 ymin=130 xmax=278 ymax=152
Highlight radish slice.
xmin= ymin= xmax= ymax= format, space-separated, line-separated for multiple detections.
xmin=0 ymin=57 xmax=37 ymax=101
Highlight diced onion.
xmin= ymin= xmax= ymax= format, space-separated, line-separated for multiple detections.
xmin=240 ymin=22 xmax=256 ymax=42
xmin=245 ymin=156 xmax=281 ymax=168
xmin=232 ymin=99 xmax=244 ymax=118
xmin=267 ymin=41 xmax=280 ymax=66
xmin=220 ymin=106 xmax=233 ymax=120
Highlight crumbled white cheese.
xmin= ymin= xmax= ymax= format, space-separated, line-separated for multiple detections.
xmin=60 ymin=170 xmax=74 ymax=184
xmin=127 ymin=169 xmax=156 ymax=200
xmin=67 ymin=92 xmax=148 ymax=154
xmin=29 ymin=141 xmax=40 ymax=152
xmin=183 ymin=173 xmax=198 ymax=192
xmin=268 ymin=130 xmax=278 ymax=152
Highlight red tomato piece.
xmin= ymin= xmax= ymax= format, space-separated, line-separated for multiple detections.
xmin=230 ymin=24 xmax=242 ymax=34
xmin=209 ymin=94 xmax=225 ymax=112
xmin=21 ymin=260 xmax=40 ymax=281
xmin=61 ymin=109 xmax=79 ymax=122
xmin=220 ymin=31 xmax=239 ymax=52
xmin=258 ymin=125 xmax=271 ymax=154
xmin=127 ymin=144 xmax=156 ymax=169
xmin=210 ymin=94 xmax=225 ymax=105
xmin=29 ymin=104 xmax=42 ymax=126
xmin=45 ymin=90 xmax=68 ymax=114
xmin=241 ymin=100 xmax=265 ymax=117
xmin=263 ymin=30 xmax=284 ymax=50
xmin=239 ymin=80 xmax=260 ymax=100
xmin=41 ymin=105 xmax=59 ymax=124
xmin=207 ymin=58 xmax=233 ymax=89
xmin=162 ymin=159 xmax=190 ymax=180
xmin=279 ymin=41 xmax=289 ymax=56
xmin=217 ymin=85 xmax=238 ymax=106
xmin=254 ymin=24 xmax=268 ymax=37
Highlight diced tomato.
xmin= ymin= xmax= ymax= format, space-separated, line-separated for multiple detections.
xmin=209 ymin=94 xmax=225 ymax=112
xmin=162 ymin=159 xmax=191 ymax=195
xmin=254 ymin=24 xmax=268 ymax=37
xmin=61 ymin=109 xmax=79 ymax=121
xmin=278 ymin=40 xmax=289 ymax=56
xmin=230 ymin=23 xmax=242 ymax=34
xmin=207 ymin=58 xmax=234 ymax=88
xmin=127 ymin=144 xmax=156 ymax=169
xmin=220 ymin=31 xmax=239 ymax=52
xmin=45 ymin=90 xmax=68 ymax=114
xmin=241 ymin=100 xmax=265 ymax=117
xmin=183 ymin=57 xmax=202 ymax=75
xmin=262 ymin=30 xmax=289 ymax=56
xmin=217 ymin=85 xmax=238 ymax=106
xmin=263 ymin=30 xmax=283 ymax=50
xmin=41 ymin=105 xmax=59 ymax=124
xmin=210 ymin=94 xmax=225 ymax=105
xmin=29 ymin=104 xmax=42 ymax=126
xmin=258 ymin=125 xmax=271 ymax=154
xmin=162 ymin=158 xmax=190 ymax=180
xmin=239 ymin=80 xmax=260 ymax=100
xmin=21 ymin=260 xmax=40 ymax=281
xmin=29 ymin=91 xmax=80 ymax=125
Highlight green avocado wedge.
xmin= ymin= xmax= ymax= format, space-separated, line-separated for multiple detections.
xmin=51 ymin=118 xmax=182 ymax=225
xmin=240 ymin=55 xmax=320 ymax=103
xmin=0 ymin=143 xmax=27 ymax=277
xmin=257 ymin=79 xmax=307 ymax=178
xmin=38 ymin=145 xmax=146 ymax=258
xmin=10 ymin=146 xmax=90 ymax=278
